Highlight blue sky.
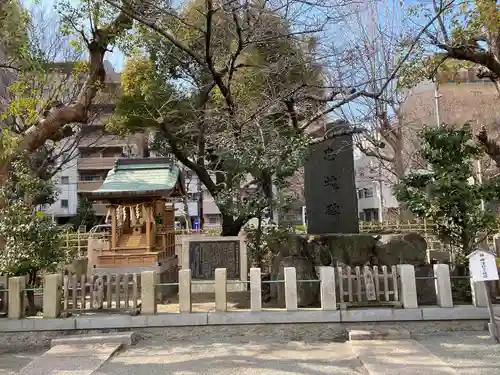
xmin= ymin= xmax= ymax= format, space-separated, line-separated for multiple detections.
xmin=23 ymin=0 xmax=126 ymax=72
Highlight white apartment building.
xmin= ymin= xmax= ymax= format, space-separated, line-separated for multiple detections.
xmin=354 ymin=155 xmax=399 ymax=222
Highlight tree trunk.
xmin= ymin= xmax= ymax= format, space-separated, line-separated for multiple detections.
xmin=221 ymin=214 xmax=246 ymax=236
xmin=393 ymin=134 xmax=412 ymax=221
xmin=26 ymin=270 xmax=37 ymax=316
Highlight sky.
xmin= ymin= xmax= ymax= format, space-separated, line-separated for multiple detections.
xmin=23 ymin=0 xmax=126 ymax=72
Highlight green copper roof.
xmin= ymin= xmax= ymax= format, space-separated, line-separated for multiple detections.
xmin=85 ymin=158 xmax=183 ymax=200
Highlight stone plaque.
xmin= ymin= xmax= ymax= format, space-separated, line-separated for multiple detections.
xmin=304 ymin=123 xmax=359 ymax=234
xmin=189 ymin=241 xmax=240 ymax=279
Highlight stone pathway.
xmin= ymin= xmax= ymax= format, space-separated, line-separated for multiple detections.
xmin=19 ymin=344 xmax=121 ymax=375
xmin=3 ymin=332 xmax=500 ymax=374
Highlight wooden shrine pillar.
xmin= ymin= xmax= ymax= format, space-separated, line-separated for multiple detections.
xmin=110 ymin=205 xmax=117 ymax=248
xmin=145 ymin=205 xmax=151 ymax=250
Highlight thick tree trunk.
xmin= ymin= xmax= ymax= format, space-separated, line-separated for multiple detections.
xmin=221 ymin=214 xmax=247 ymax=236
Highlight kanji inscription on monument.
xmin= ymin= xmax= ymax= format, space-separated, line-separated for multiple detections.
xmin=304 ymin=122 xmax=359 ymax=234
xmin=189 ymin=240 xmax=240 ymax=279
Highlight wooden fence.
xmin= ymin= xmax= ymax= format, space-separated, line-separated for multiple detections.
xmin=336 ymin=265 xmax=400 ymax=308
xmin=62 ymin=273 xmax=140 ymax=314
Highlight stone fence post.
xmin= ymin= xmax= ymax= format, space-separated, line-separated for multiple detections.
xmin=215 ymin=268 xmax=227 ymax=312
xmin=179 ymin=269 xmax=192 ymax=313
xmin=8 ymin=276 xmax=25 ymax=319
xmin=250 ymin=268 xmax=262 ymax=312
xmin=397 ymin=265 xmax=418 ymax=309
xmin=318 ymin=266 xmax=336 ymax=310
xmin=284 ymin=267 xmax=298 ymax=311
xmin=470 ymin=279 xmax=488 ymax=307
xmin=141 ymin=271 xmax=157 ymax=314
xmin=43 ymin=274 xmax=62 ymax=318
xmin=433 ymin=264 xmax=453 ymax=308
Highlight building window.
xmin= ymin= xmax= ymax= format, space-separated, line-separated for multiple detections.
xmin=61 ymin=199 xmax=69 ymax=208
xmin=364 ymin=188 xmax=374 ymax=198
xmin=61 ymin=176 xmax=69 ymax=184
xmin=357 ymin=189 xmax=363 ymax=199
xmin=207 ymin=216 xmax=219 ymax=225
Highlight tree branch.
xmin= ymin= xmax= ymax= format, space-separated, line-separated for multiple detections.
xmin=19 ymin=10 xmax=132 ymax=154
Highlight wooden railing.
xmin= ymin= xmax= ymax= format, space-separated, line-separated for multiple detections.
xmin=336 ymin=265 xmax=400 ymax=308
xmin=62 ymin=273 xmax=140 ymax=314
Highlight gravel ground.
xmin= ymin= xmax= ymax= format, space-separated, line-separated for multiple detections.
xmin=94 ymin=339 xmax=368 ymax=375
xmin=417 ymin=332 xmax=500 ymax=375
xmin=4 ymin=331 xmax=500 ymax=375
xmin=0 ymin=351 xmax=43 ymax=375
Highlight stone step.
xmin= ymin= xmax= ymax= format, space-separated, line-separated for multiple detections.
xmin=346 ymin=326 xmax=411 ymax=341
xmin=350 ymin=339 xmax=458 ymax=375
xmin=19 ymin=343 xmax=121 ymax=375
xmin=51 ymin=332 xmax=138 ymax=347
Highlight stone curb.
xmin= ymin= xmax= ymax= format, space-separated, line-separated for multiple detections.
xmin=0 ymin=306 xmax=498 ymax=333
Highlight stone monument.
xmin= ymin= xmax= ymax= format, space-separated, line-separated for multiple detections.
xmin=304 ymin=120 xmax=359 ymax=234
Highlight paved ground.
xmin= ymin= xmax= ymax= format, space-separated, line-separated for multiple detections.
xmin=3 ymin=332 xmax=500 ymax=374
xmin=0 ymin=351 xmax=42 ymax=375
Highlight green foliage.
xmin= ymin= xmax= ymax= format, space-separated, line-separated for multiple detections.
xmin=0 ymin=160 xmax=71 ymax=277
xmin=108 ymin=0 xmax=321 ymax=232
xmin=399 ymin=1 xmax=500 ymax=87
xmin=245 ymin=222 xmax=296 ymax=268
xmin=395 ymin=125 xmax=500 ymax=261
xmin=70 ymin=197 xmax=97 ymax=231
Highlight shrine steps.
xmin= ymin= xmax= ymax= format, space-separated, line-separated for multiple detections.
xmin=117 ymin=234 xmax=146 ymax=248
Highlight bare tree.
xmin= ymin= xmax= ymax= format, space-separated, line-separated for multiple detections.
xmin=402 ymin=0 xmax=500 ymax=163
xmin=101 ymin=0 xmax=441 ymax=234
xmin=0 ymin=0 xmax=132 ymax=183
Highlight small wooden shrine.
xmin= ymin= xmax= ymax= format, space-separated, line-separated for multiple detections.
xmin=84 ymin=158 xmax=185 ymax=271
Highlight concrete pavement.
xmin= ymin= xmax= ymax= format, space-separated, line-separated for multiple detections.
xmin=94 ymin=340 xmax=368 ymax=375
xmin=3 ymin=332 xmax=500 ymax=374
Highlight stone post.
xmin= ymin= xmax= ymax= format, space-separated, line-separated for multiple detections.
xmin=141 ymin=271 xmax=157 ymax=314
xmin=215 ymin=268 xmax=227 ymax=312
xmin=397 ymin=265 xmax=418 ymax=309
xmin=239 ymin=238 xmax=248 ymax=283
xmin=250 ymin=268 xmax=262 ymax=312
xmin=8 ymin=276 xmax=25 ymax=319
xmin=43 ymin=274 xmax=62 ymax=318
xmin=319 ymin=266 xmax=337 ymax=310
xmin=179 ymin=269 xmax=192 ymax=313
xmin=493 ymin=233 xmax=500 ymax=255
xmin=433 ymin=264 xmax=453 ymax=308
xmin=181 ymin=240 xmax=190 ymax=270
xmin=470 ymin=279 xmax=488 ymax=307
xmin=284 ymin=267 xmax=298 ymax=311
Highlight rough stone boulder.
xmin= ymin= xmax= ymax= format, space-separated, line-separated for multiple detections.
xmin=274 ymin=256 xmax=319 ymax=307
xmin=293 ymin=234 xmax=379 ymax=266
xmin=374 ymin=232 xmax=427 ymax=266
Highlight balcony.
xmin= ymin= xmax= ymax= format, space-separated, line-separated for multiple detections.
xmin=78 ymin=134 xmax=132 ymax=148
xmin=77 ymin=180 xmax=103 ymax=193
xmin=77 ymin=157 xmax=118 ymax=171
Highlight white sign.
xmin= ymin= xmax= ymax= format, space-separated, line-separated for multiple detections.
xmin=468 ymin=250 xmax=499 ymax=282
